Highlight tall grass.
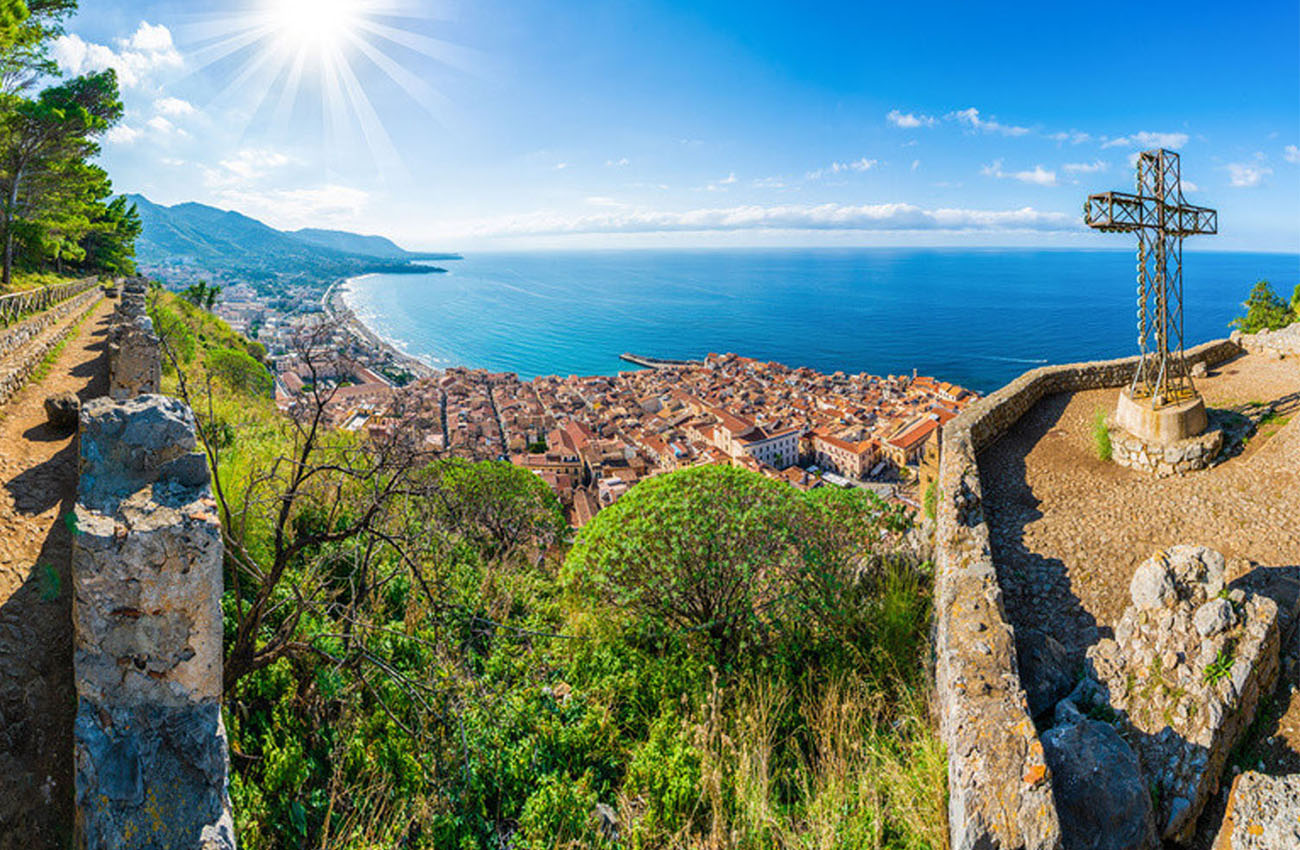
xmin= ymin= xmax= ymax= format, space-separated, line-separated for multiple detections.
xmin=1092 ymin=409 xmax=1112 ymax=461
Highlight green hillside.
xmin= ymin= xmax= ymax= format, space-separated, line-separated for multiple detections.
xmin=126 ymin=194 xmax=456 ymax=285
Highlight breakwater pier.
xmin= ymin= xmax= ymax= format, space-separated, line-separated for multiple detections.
xmin=620 ymin=352 xmax=703 ymax=370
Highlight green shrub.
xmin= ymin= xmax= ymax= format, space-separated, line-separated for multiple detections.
xmin=1092 ymin=409 xmax=1112 ymax=461
xmin=923 ymin=479 xmax=937 ymax=520
xmin=207 ymin=346 xmax=272 ymax=397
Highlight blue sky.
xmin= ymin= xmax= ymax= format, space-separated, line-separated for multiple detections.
xmin=56 ymin=0 xmax=1300 ymax=252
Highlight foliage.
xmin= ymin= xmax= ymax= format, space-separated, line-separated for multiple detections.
xmin=207 ymin=346 xmax=272 ymax=397
xmin=1203 ymin=643 xmax=1235 ymax=684
xmin=1092 ymin=408 xmax=1112 ymax=461
xmin=166 ymin=320 xmax=946 ymax=849
xmin=182 ymin=279 xmax=222 ymax=310
xmin=923 ymin=480 xmax=937 ymax=521
xmin=1231 ymin=280 xmax=1296 ymax=333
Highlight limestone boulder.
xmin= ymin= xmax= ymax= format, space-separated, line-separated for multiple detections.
xmin=1041 ymin=701 xmax=1156 ymax=850
xmin=1086 ymin=546 xmax=1280 ymax=843
xmin=1213 ymin=772 xmax=1300 ymax=850
xmin=44 ymin=391 xmax=80 ymax=432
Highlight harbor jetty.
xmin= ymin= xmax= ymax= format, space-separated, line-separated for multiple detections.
xmin=620 ymin=352 xmax=703 ymax=370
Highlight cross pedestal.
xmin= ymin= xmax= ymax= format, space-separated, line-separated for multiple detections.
xmin=1115 ymin=389 xmax=1206 ymax=446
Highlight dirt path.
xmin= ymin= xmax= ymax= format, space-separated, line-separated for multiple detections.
xmin=0 ymin=297 xmax=111 ymax=848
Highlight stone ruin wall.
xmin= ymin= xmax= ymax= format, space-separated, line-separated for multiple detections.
xmin=73 ymin=279 xmax=235 ymax=849
xmin=0 ymin=281 xmax=101 ymax=406
xmin=934 ymin=338 xmax=1242 ymax=850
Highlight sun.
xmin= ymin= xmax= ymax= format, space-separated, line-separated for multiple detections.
xmin=262 ymin=0 xmax=367 ymax=57
xmin=185 ymin=0 xmax=466 ymax=170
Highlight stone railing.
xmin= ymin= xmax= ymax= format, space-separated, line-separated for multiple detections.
xmin=0 ymin=285 xmax=102 ymax=407
xmin=72 ymin=295 xmax=236 ymax=849
xmin=107 ymin=279 xmax=161 ymax=399
xmin=0 ymin=276 xmax=98 ymax=326
xmin=1232 ymin=322 xmax=1300 ymax=357
xmin=934 ymin=338 xmax=1242 ymax=850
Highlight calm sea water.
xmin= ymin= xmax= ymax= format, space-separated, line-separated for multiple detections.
xmin=342 ymin=249 xmax=1299 ymax=393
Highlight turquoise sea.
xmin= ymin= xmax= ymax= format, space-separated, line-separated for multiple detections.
xmin=342 ymin=249 xmax=1300 ymax=393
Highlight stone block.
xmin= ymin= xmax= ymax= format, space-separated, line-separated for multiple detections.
xmin=73 ymin=394 xmax=233 ymax=849
xmin=1085 ymin=546 xmax=1280 ymax=842
xmin=1213 ymin=772 xmax=1300 ymax=850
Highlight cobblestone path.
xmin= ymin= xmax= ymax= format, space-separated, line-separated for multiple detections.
xmin=0 ymin=298 xmax=111 ymax=848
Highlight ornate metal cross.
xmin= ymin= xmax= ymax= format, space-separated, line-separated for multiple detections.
xmin=1084 ymin=149 xmax=1217 ymax=406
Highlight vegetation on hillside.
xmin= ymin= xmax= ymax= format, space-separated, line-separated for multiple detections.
xmin=156 ymin=315 xmax=947 ymax=849
xmin=0 ymin=0 xmax=140 ymax=293
xmin=1231 ymin=280 xmax=1300 ymax=334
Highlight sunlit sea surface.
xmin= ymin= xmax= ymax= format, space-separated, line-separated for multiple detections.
xmin=342 ymin=249 xmax=1299 ymax=393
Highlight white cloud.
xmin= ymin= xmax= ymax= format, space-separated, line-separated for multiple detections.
xmin=105 ymin=124 xmax=141 ymax=145
xmin=981 ymin=160 xmax=1057 ymax=186
xmin=720 ymin=172 xmax=737 ymax=184
xmin=1101 ymin=131 xmax=1189 ymax=150
xmin=1285 ymin=145 xmax=1300 ymax=164
xmin=887 ymin=109 xmax=936 ymax=128
xmin=154 ymin=97 xmax=195 ymax=117
xmin=1049 ymin=130 xmax=1092 ymax=145
xmin=1063 ymin=160 xmax=1108 ymax=174
xmin=459 ymin=202 xmax=1077 ymax=237
xmin=146 ymin=115 xmax=179 ymax=134
xmin=752 ymin=176 xmax=788 ymax=189
xmin=211 ymin=185 xmax=371 ymax=230
xmin=605 ymin=157 xmax=630 ymax=167
xmin=553 ymin=162 xmax=569 ymax=170
xmin=948 ymin=107 xmax=1030 ymax=137
xmin=1227 ymin=160 xmax=1271 ymax=188
xmin=911 ymin=159 xmax=920 ymax=171
xmin=51 ymin=22 xmax=182 ymax=88
xmin=1181 ymin=180 xmax=1199 ymax=193
xmin=806 ymin=157 xmax=878 ymax=180
xmin=585 ymin=196 xmax=627 ymax=208
xmin=203 ymin=148 xmax=295 ymax=187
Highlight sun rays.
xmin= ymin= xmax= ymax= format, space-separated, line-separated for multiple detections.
xmin=182 ymin=0 xmax=469 ymax=173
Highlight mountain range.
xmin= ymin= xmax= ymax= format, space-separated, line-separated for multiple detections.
xmin=125 ymin=194 xmax=460 ymax=286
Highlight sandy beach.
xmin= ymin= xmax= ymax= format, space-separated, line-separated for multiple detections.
xmin=323 ymin=278 xmax=436 ymax=380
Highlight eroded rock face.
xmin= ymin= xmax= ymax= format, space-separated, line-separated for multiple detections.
xmin=1019 ymin=628 xmax=1077 ymax=720
xmin=1213 ymin=772 xmax=1300 ymax=850
xmin=1085 ymin=546 xmax=1280 ymax=843
xmin=1042 ymin=700 xmax=1156 ymax=850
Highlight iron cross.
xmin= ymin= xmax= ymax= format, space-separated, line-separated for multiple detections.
xmin=1084 ymin=149 xmax=1217 ymax=406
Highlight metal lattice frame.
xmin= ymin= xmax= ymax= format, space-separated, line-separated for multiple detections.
xmin=1084 ymin=149 xmax=1217 ymax=406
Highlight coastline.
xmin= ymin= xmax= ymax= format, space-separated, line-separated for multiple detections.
xmin=323 ymin=277 xmax=437 ymax=380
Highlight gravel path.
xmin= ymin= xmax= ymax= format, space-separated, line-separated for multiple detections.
xmin=0 ymin=298 xmax=110 ymax=847
xmin=978 ymin=351 xmax=1300 ymax=846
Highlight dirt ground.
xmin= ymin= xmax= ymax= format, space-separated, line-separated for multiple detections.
xmin=977 ymin=350 xmax=1300 ymax=847
xmin=0 ymin=298 xmax=110 ymax=848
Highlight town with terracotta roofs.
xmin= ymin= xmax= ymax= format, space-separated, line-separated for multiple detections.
xmin=266 ymin=313 xmax=976 ymax=527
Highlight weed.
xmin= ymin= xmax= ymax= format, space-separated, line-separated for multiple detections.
xmin=1204 ymin=643 xmax=1235 ymax=685
xmin=1092 ymin=408 xmax=1112 ymax=461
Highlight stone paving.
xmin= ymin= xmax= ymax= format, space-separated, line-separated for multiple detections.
xmin=0 ymin=298 xmax=111 ymax=848
xmin=978 ymin=350 xmax=1300 ymax=846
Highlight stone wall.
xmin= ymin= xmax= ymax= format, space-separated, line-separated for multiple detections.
xmin=1232 ymin=322 xmax=1300 ymax=357
xmin=73 ymin=299 xmax=235 ymax=849
xmin=934 ymin=338 xmax=1243 ymax=850
xmin=107 ymin=279 xmax=161 ymax=400
xmin=0 ymin=286 xmax=102 ymax=407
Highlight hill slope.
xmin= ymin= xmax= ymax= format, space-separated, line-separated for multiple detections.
xmin=126 ymin=194 xmax=458 ymax=285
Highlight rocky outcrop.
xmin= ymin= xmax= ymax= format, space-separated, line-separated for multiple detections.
xmin=46 ymin=390 xmax=81 ymax=432
xmin=107 ymin=280 xmax=160 ymax=400
xmin=1085 ymin=546 xmax=1280 ymax=843
xmin=1213 ymin=771 xmax=1300 ymax=850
